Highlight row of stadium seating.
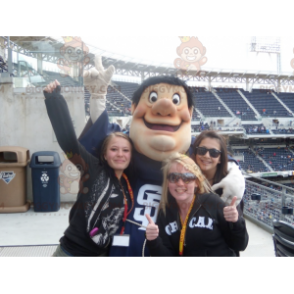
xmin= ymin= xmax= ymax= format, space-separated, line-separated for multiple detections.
xmin=8 ymin=63 xmax=294 ymax=123
xmin=0 ymin=55 xmax=8 ymax=73
xmin=233 ymin=146 xmax=294 ymax=172
xmin=106 ymin=82 xmax=294 ymax=122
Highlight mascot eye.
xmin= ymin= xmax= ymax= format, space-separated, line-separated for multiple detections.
xmin=194 ymin=49 xmax=198 ymax=54
xmin=66 ymin=48 xmax=73 ymax=55
xmin=149 ymin=91 xmax=158 ymax=103
xmin=75 ymin=47 xmax=82 ymax=55
xmin=172 ymin=94 xmax=181 ymax=105
xmin=184 ymin=49 xmax=189 ymax=54
xmin=67 ymin=166 xmax=72 ymax=171
xmin=76 ymin=164 xmax=82 ymax=172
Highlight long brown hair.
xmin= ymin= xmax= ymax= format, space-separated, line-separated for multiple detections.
xmin=100 ymin=132 xmax=134 ymax=168
xmin=192 ymin=130 xmax=228 ymax=184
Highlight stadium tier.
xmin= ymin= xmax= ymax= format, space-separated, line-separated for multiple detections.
xmin=192 ymin=87 xmax=232 ymax=117
xmin=215 ymin=88 xmax=257 ymax=121
xmin=240 ymin=89 xmax=292 ymax=118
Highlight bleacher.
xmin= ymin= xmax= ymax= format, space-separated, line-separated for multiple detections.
xmin=234 ymin=148 xmax=269 ymax=173
xmin=0 ymin=55 xmax=7 ymax=73
xmin=192 ymin=87 xmax=232 ymax=117
xmin=242 ymin=124 xmax=269 ymax=135
xmin=276 ymin=92 xmax=294 ymax=114
xmin=215 ymin=88 xmax=257 ymax=121
xmin=240 ymin=89 xmax=289 ymax=117
xmin=258 ymin=147 xmax=294 ymax=171
xmin=42 ymin=70 xmax=79 ymax=87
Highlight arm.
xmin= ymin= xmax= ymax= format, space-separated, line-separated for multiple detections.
xmin=146 ymin=212 xmax=177 ymax=256
xmin=83 ymin=55 xmax=115 ymax=123
xmin=44 ymin=81 xmax=97 ymax=167
xmin=217 ymin=196 xmax=249 ymax=252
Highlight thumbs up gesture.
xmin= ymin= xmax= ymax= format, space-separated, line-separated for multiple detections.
xmin=223 ymin=196 xmax=239 ymax=223
xmin=145 ymin=214 xmax=159 ymax=241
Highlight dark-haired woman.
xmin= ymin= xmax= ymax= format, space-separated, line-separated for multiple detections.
xmin=191 ymin=130 xmax=245 ymax=206
xmin=44 ymin=80 xmax=134 ymax=256
xmin=191 ymin=130 xmax=247 ymax=255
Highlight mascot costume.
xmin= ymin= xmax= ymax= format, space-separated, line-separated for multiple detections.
xmin=78 ymin=55 xmax=245 ymax=256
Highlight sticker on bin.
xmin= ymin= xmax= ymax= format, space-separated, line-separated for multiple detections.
xmin=40 ymin=171 xmax=49 ymax=187
xmin=37 ymin=156 xmax=54 ymax=163
xmin=0 ymin=171 xmax=16 ymax=184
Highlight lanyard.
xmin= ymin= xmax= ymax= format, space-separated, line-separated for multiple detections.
xmin=119 ymin=173 xmax=134 ymax=235
xmin=179 ymin=195 xmax=196 ymax=256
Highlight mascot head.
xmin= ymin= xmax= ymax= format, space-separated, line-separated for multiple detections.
xmin=129 ymin=76 xmax=194 ymax=162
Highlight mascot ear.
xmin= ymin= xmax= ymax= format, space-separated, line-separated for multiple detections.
xmin=202 ymin=47 xmax=206 ymax=56
xmin=188 ymin=106 xmax=193 ymax=118
xmin=131 ymin=103 xmax=136 ymax=114
xmin=177 ymin=47 xmax=182 ymax=56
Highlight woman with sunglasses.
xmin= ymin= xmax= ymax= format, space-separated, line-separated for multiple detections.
xmin=44 ymin=80 xmax=134 ymax=256
xmin=145 ymin=153 xmax=248 ymax=256
xmin=191 ymin=130 xmax=244 ymax=208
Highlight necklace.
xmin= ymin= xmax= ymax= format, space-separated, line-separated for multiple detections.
xmin=179 ymin=195 xmax=196 ymax=256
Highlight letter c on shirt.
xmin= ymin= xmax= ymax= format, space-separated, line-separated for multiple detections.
xmin=189 ymin=217 xmax=197 ymax=228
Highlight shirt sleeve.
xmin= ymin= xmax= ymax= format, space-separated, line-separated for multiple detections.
xmin=215 ymin=195 xmax=249 ymax=252
xmin=44 ymin=87 xmax=99 ymax=168
xmin=146 ymin=210 xmax=178 ymax=256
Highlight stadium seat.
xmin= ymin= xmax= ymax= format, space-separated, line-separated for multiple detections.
xmin=272 ymin=220 xmax=294 ymax=257
xmin=215 ymin=88 xmax=257 ymax=121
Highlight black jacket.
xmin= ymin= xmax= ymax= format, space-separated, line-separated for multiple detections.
xmin=44 ymin=88 xmax=129 ymax=256
xmin=147 ymin=192 xmax=248 ymax=256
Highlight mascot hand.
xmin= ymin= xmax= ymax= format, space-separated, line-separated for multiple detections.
xmin=83 ymin=55 xmax=115 ymax=95
xmin=211 ymin=161 xmax=245 ymax=206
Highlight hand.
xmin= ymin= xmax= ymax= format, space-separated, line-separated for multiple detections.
xmin=83 ymin=55 xmax=115 ymax=95
xmin=223 ymin=196 xmax=239 ymax=223
xmin=43 ymin=80 xmax=60 ymax=93
xmin=145 ymin=214 xmax=159 ymax=241
xmin=211 ymin=161 xmax=245 ymax=206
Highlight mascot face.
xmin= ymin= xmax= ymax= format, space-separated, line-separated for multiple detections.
xmin=129 ymin=83 xmax=193 ymax=161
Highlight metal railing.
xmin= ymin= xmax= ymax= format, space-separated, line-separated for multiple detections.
xmin=244 ymin=177 xmax=294 ymax=232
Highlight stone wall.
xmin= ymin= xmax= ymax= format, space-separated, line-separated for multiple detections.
xmin=0 ymin=82 xmax=86 ymax=202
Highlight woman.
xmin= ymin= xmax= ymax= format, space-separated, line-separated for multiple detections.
xmin=44 ymin=80 xmax=134 ymax=256
xmin=145 ymin=153 xmax=248 ymax=256
xmin=191 ymin=130 xmax=245 ymax=208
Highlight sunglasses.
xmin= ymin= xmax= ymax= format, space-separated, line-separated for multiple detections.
xmin=195 ymin=146 xmax=221 ymax=158
xmin=167 ymin=173 xmax=197 ymax=184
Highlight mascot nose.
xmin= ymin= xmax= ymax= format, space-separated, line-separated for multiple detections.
xmin=152 ymin=98 xmax=176 ymax=116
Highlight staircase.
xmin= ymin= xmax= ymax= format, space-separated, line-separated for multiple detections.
xmin=271 ymin=92 xmax=293 ymax=115
xmin=212 ymin=90 xmax=235 ymax=117
xmin=256 ymin=154 xmax=274 ymax=172
xmin=237 ymin=90 xmax=260 ymax=119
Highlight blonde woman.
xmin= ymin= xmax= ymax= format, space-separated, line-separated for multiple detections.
xmin=145 ymin=153 xmax=248 ymax=256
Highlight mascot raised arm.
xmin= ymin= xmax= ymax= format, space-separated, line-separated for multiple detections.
xmin=79 ymin=55 xmax=245 ymax=256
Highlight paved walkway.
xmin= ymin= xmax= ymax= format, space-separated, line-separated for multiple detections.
xmin=0 ymin=204 xmax=275 ymax=256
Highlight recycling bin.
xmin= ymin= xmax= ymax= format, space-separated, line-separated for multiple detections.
xmin=0 ymin=146 xmax=30 ymax=213
xmin=29 ymin=151 xmax=61 ymax=212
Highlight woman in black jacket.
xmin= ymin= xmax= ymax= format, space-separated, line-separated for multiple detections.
xmin=146 ymin=153 xmax=248 ymax=256
xmin=44 ymin=80 xmax=134 ymax=256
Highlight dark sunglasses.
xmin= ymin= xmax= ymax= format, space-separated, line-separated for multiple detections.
xmin=195 ymin=146 xmax=221 ymax=158
xmin=167 ymin=173 xmax=197 ymax=184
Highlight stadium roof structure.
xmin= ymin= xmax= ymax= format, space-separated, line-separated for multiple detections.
xmin=2 ymin=36 xmax=294 ymax=89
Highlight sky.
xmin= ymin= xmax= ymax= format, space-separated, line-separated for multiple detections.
xmin=9 ymin=35 xmax=294 ymax=91
xmin=81 ymin=36 xmax=294 ymax=75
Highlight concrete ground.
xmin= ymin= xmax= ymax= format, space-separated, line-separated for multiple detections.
xmin=0 ymin=204 xmax=275 ymax=256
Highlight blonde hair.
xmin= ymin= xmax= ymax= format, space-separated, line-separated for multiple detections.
xmin=160 ymin=152 xmax=211 ymax=215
